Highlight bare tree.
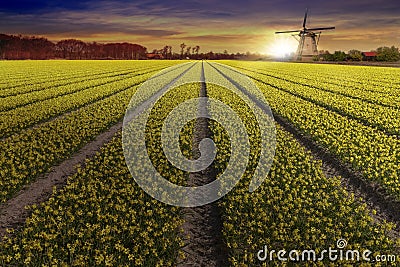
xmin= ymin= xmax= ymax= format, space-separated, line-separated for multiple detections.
xmin=0 ymin=33 xmax=148 ymax=60
xmin=186 ymin=46 xmax=191 ymax=58
xmin=168 ymin=46 xmax=172 ymax=59
xmin=162 ymin=45 xmax=169 ymax=59
xmin=56 ymin=39 xmax=87 ymax=59
xmin=180 ymin=43 xmax=186 ymax=59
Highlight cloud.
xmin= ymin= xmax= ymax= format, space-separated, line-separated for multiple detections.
xmin=0 ymin=0 xmax=399 ymax=52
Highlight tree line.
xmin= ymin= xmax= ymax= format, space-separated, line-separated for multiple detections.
xmin=319 ymin=46 xmax=400 ymax=62
xmin=0 ymin=34 xmax=257 ymax=60
xmin=150 ymin=43 xmax=238 ymax=60
xmin=0 ymin=34 xmax=147 ymax=60
xmin=148 ymin=43 xmax=200 ymax=59
xmin=7 ymin=33 xmax=396 ymax=62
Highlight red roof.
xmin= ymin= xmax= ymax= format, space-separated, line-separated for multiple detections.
xmin=362 ymin=52 xmax=377 ymax=57
xmin=146 ymin=53 xmax=164 ymax=59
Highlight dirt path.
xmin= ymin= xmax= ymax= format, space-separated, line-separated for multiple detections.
xmin=178 ymin=62 xmax=228 ymax=267
xmin=0 ymin=121 xmax=123 ymax=240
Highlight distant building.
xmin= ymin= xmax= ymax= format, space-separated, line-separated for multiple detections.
xmin=362 ymin=51 xmax=377 ymax=61
xmin=146 ymin=53 xmax=164 ymax=59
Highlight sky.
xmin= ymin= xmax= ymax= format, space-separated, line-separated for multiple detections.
xmin=1 ymin=0 xmax=400 ymax=55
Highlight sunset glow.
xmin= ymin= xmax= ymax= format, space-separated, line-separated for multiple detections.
xmin=267 ymin=37 xmax=298 ymax=58
xmin=0 ymin=1 xmax=399 ymax=53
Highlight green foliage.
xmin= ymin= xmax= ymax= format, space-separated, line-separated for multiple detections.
xmin=376 ymin=46 xmax=400 ymax=62
xmin=320 ymin=51 xmax=346 ymax=61
xmin=321 ymin=52 xmax=334 ymax=61
xmin=319 ymin=46 xmax=400 ymax=62
xmin=333 ymin=51 xmax=347 ymax=61
xmin=348 ymin=49 xmax=363 ymax=61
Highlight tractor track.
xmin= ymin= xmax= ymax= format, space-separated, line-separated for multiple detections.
xmin=177 ymin=61 xmax=228 ymax=267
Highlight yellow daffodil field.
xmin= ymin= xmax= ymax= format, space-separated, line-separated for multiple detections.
xmin=0 ymin=60 xmax=399 ymax=266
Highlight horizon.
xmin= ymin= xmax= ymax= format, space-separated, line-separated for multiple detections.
xmin=1 ymin=0 xmax=400 ymax=55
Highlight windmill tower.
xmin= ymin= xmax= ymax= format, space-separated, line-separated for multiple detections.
xmin=275 ymin=9 xmax=335 ymax=61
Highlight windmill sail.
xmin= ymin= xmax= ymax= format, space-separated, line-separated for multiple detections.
xmin=306 ymin=27 xmax=335 ymax=31
xmin=275 ymin=30 xmax=301 ymax=34
xmin=302 ymin=9 xmax=308 ymax=28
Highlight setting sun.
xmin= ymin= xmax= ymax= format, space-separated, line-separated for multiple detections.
xmin=267 ymin=36 xmax=298 ymax=58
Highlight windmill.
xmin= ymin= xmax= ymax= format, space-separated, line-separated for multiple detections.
xmin=275 ymin=9 xmax=335 ymax=61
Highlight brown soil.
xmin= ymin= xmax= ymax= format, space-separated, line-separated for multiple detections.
xmin=177 ymin=62 xmax=229 ymax=267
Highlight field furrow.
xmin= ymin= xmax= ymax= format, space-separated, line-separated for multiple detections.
xmin=0 ymin=62 xmax=195 ymax=203
xmin=0 ymin=65 xmax=171 ymax=112
xmin=0 ymin=66 xmax=173 ymax=138
xmin=237 ymin=68 xmax=400 ymax=136
xmin=249 ymin=76 xmax=400 ymax=199
xmin=224 ymin=61 xmax=400 ymax=93
xmin=0 ymin=61 xmax=177 ymax=93
xmin=201 ymin=62 xmax=398 ymax=266
xmin=224 ymin=61 xmax=400 ymax=108
xmin=0 ymin=60 xmax=398 ymax=266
